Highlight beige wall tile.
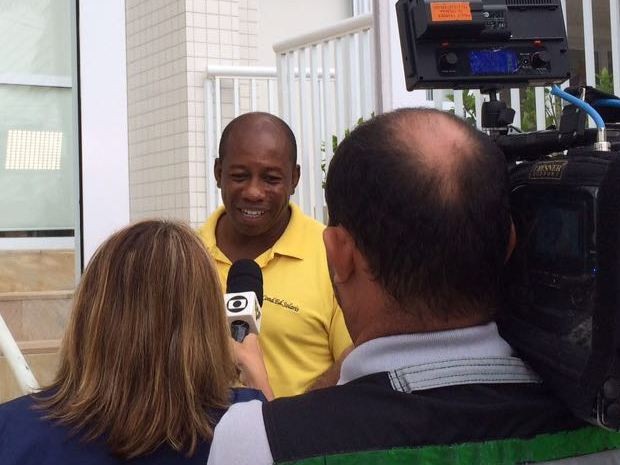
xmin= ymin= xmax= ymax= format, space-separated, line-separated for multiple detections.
xmin=126 ymin=0 xmax=260 ymax=227
xmin=0 ymin=251 xmax=74 ymax=293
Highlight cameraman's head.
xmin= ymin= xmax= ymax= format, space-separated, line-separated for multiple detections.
xmin=324 ymin=108 xmax=513 ymax=344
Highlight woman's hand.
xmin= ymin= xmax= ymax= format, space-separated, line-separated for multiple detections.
xmin=232 ymin=334 xmax=275 ymax=401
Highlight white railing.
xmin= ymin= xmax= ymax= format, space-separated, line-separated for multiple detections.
xmin=203 ymin=65 xmax=279 ymax=215
xmin=447 ymin=0 xmax=620 ymax=130
xmin=274 ymin=13 xmax=375 ymax=222
xmin=203 ymin=15 xmax=376 ymax=224
xmin=203 ymin=0 xmax=616 ymax=221
xmin=610 ymin=0 xmax=620 ymax=95
xmin=0 ymin=314 xmax=39 ymax=394
xmin=353 ymin=0 xmax=373 ymax=16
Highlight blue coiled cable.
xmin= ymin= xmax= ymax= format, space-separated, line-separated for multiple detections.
xmin=550 ymin=85 xmax=605 ymax=129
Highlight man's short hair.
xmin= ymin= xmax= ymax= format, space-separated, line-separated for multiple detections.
xmin=325 ymin=108 xmax=511 ymax=319
xmin=218 ymin=112 xmax=297 ymax=165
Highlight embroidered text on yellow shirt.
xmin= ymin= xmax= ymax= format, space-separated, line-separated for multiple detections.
xmin=264 ymin=295 xmax=300 ymax=313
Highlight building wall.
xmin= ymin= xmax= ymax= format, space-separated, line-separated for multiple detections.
xmin=126 ymin=0 xmax=259 ymax=226
xmin=255 ymin=0 xmax=352 ymax=66
xmin=125 ymin=0 xmax=190 ymax=222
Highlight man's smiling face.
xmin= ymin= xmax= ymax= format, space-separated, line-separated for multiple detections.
xmin=215 ymin=117 xmax=300 ymax=239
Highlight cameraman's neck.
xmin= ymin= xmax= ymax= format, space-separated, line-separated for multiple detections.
xmin=354 ymin=303 xmax=491 ymax=346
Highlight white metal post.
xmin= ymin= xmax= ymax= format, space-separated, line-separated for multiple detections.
xmin=510 ymin=89 xmax=521 ymax=129
xmin=582 ymin=0 xmax=596 ymax=88
xmin=349 ymin=33 xmax=362 ymax=127
xmin=298 ymin=47 xmax=312 ymax=215
xmin=0 ymin=315 xmax=39 ymax=394
xmin=204 ymin=78 xmax=218 ymax=215
xmin=334 ymin=37 xmax=347 ymax=145
xmin=453 ymin=90 xmax=464 ymax=118
xmin=322 ymin=41 xmax=336 ymax=169
xmin=473 ymin=90 xmax=483 ymax=129
xmin=560 ymin=0 xmax=569 ymax=91
xmin=535 ymin=87 xmax=546 ymax=130
xmin=433 ymin=89 xmax=444 ymax=110
xmin=611 ymin=0 xmax=620 ymax=95
xmin=310 ymin=44 xmax=324 ymax=223
xmin=268 ymin=79 xmax=277 ymax=114
xmin=233 ymin=78 xmax=240 ymax=117
xmin=251 ymin=79 xmax=257 ymax=111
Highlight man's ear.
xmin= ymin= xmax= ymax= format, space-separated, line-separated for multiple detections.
xmin=505 ymin=219 xmax=517 ymax=263
xmin=323 ymin=226 xmax=355 ymax=284
xmin=291 ymin=164 xmax=300 ymax=194
xmin=214 ymin=158 xmax=222 ymax=188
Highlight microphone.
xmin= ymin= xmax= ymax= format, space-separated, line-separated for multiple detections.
xmin=225 ymin=259 xmax=263 ymax=342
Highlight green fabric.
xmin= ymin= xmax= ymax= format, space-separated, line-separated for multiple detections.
xmin=279 ymin=426 xmax=620 ymax=465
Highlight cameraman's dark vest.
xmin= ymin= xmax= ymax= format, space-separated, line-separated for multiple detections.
xmin=263 ymin=367 xmax=620 ymax=465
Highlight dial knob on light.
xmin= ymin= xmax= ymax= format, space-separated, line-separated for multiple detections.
xmin=531 ymin=51 xmax=550 ymax=69
xmin=439 ymin=52 xmax=458 ymax=72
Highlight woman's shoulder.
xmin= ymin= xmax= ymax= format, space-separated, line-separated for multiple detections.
xmin=0 ymin=392 xmax=42 ymax=424
xmin=0 ymin=393 xmax=63 ymax=463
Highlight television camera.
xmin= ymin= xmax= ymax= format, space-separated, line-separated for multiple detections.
xmin=396 ymin=0 xmax=620 ymax=429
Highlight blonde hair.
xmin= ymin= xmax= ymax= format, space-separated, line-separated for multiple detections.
xmin=39 ymin=220 xmax=236 ymax=459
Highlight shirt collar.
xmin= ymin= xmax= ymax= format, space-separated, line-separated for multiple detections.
xmin=201 ymin=206 xmax=231 ymax=264
xmin=270 ymin=202 xmax=307 ymax=260
xmin=202 ymin=202 xmax=308 ymax=266
xmin=338 ymin=322 xmax=515 ymax=384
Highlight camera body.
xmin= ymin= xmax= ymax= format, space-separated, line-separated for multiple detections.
xmin=500 ymin=148 xmax=620 ymax=428
xmin=396 ymin=0 xmax=620 ymax=429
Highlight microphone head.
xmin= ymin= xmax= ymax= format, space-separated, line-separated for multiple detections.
xmin=226 ymin=259 xmax=263 ymax=306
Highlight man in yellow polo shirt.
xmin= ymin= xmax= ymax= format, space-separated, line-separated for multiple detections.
xmin=198 ymin=112 xmax=352 ymax=397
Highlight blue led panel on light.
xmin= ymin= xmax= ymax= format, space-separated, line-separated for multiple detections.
xmin=469 ymin=50 xmax=519 ymax=75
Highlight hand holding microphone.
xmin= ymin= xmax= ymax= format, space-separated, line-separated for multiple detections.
xmin=232 ymin=334 xmax=274 ymax=400
xmin=225 ymin=260 xmax=273 ymax=398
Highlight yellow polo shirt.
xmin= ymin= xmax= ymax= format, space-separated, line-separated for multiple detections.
xmin=198 ymin=203 xmax=352 ymax=397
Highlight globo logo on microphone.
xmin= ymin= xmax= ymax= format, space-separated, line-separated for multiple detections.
xmin=224 ymin=291 xmax=261 ymax=335
xmin=226 ymin=295 xmax=249 ymax=313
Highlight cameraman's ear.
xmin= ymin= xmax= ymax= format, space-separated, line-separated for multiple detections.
xmin=323 ymin=226 xmax=355 ymax=284
xmin=505 ymin=220 xmax=517 ymax=263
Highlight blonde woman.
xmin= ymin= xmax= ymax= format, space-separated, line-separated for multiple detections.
xmin=0 ymin=220 xmax=270 ymax=464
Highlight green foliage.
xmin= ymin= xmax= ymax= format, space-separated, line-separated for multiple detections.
xmin=519 ymin=87 xmax=537 ymax=132
xmin=447 ymin=90 xmax=477 ymax=125
xmin=597 ymin=67 xmax=614 ymax=95
xmin=321 ymin=116 xmax=367 ymax=155
xmin=520 ymin=87 xmax=562 ymax=132
xmin=320 ymin=116 xmax=368 ymax=186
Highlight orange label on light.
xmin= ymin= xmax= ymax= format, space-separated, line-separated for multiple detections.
xmin=430 ymin=2 xmax=473 ymax=22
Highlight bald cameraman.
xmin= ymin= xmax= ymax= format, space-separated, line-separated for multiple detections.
xmin=208 ymin=108 xmax=620 ymax=465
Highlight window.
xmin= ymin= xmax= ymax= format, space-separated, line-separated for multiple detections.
xmin=0 ymin=0 xmax=77 ymax=233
